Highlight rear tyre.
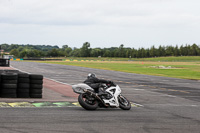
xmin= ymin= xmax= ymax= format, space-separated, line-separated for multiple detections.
xmin=78 ymin=93 xmax=98 ymax=110
xmin=118 ymin=95 xmax=131 ymax=110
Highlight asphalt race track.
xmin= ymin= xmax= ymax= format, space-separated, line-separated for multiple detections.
xmin=1 ymin=61 xmax=200 ymax=133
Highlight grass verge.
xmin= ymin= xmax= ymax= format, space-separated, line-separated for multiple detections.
xmin=34 ymin=60 xmax=200 ymax=80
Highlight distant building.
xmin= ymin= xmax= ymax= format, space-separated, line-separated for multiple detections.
xmin=3 ymin=55 xmax=13 ymax=59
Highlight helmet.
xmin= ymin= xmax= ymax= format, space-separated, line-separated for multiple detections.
xmin=88 ymin=73 xmax=96 ymax=78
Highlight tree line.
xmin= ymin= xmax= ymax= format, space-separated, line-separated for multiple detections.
xmin=1 ymin=42 xmax=200 ymax=58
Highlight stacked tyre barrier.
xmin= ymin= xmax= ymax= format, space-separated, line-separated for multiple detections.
xmin=1 ymin=73 xmax=18 ymax=98
xmin=30 ymin=74 xmax=43 ymax=98
xmin=17 ymin=73 xmax=30 ymax=98
xmin=0 ymin=72 xmax=43 ymax=98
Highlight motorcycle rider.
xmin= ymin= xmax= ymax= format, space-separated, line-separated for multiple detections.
xmin=83 ymin=73 xmax=111 ymax=93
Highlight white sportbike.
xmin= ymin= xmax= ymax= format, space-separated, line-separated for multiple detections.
xmin=72 ymin=81 xmax=131 ymax=110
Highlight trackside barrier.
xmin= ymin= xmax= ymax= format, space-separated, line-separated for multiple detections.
xmin=62 ymin=59 xmax=108 ymax=62
xmin=10 ymin=58 xmax=115 ymax=61
xmin=10 ymin=58 xmax=23 ymax=61
xmin=0 ymin=70 xmax=43 ymax=98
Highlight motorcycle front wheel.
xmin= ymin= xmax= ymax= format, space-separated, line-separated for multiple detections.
xmin=118 ymin=95 xmax=131 ymax=110
xmin=78 ymin=93 xmax=98 ymax=110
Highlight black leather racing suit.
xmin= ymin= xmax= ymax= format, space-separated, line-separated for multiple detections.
xmin=83 ymin=76 xmax=110 ymax=93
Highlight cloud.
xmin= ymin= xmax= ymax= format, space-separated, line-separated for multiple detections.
xmin=0 ymin=0 xmax=200 ymax=48
xmin=1 ymin=0 xmax=199 ymax=27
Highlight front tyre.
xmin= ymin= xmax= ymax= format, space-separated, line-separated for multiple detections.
xmin=118 ymin=95 xmax=131 ymax=110
xmin=78 ymin=93 xmax=98 ymax=110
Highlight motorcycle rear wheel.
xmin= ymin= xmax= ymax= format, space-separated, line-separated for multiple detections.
xmin=78 ymin=93 xmax=98 ymax=110
xmin=118 ymin=95 xmax=131 ymax=110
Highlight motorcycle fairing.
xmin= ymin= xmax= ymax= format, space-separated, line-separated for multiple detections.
xmin=103 ymin=85 xmax=121 ymax=107
xmin=72 ymin=83 xmax=94 ymax=94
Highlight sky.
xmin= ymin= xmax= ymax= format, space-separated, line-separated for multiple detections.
xmin=0 ymin=0 xmax=200 ymax=49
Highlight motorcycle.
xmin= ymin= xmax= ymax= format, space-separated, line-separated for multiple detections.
xmin=72 ymin=81 xmax=131 ymax=110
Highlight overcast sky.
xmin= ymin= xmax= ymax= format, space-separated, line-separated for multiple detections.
xmin=0 ymin=0 xmax=200 ymax=48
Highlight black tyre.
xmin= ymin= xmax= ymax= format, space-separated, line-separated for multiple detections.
xmin=30 ymin=94 xmax=42 ymax=98
xmin=18 ymin=83 xmax=30 ymax=89
xmin=30 ymin=89 xmax=42 ymax=94
xmin=0 ymin=94 xmax=17 ymax=98
xmin=17 ymin=89 xmax=29 ymax=93
xmin=29 ymin=74 xmax=43 ymax=80
xmin=2 ymin=80 xmax=18 ymax=84
xmin=18 ymin=73 xmax=29 ymax=78
xmin=1 ymin=89 xmax=17 ymax=94
xmin=118 ymin=95 xmax=131 ymax=110
xmin=30 ymin=84 xmax=43 ymax=89
xmin=3 ymin=79 xmax=17 ymax=84
xmin=2 ymin=84 xmax=17 ymax=89
xmin=4 ymin=70 xmax=19 ymax=73
xmin=78 ymin=93 xmax=98 ymax=110
xmin=30 ymin=80 xmax=43 ymax=84
xmin=17 ymin=93 xmax=30 ymax=98
xmin=18 ymin=78 xmax=30 ymax=83
xmin=1 ymin=73 xmax=18 ymax=80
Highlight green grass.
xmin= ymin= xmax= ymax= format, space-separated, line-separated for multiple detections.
xmin=54 ymin=56 xmax=200 ymax=62
xmin=34 ymin=59 xmax=200 ymax=80
xmin=133 ymin=56 xmax=200 ymax=62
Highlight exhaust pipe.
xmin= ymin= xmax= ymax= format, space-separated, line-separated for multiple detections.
xmin=83 ymin=89 xmax=108 ymax=106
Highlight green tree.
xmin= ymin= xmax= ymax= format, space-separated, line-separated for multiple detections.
xmin=91 ymin=48 xmax=102 ymax=57
xmin=150 ymin=46 xmax=156 ymax=57
xmin=191 ymin=43 xmax=199 ymax=56
xmin=118 ymin=44 xmax=125 ymax=57
xmin=27 ymin=50 xmax=35 ymax=57
xmin=174 ymin=45 xmax=180 ymax=56
xmin=10 ymin=49 xmax=19 ymax=57
xmin=165 ymin=46 xmax=174 ymax=56
xmin=158 ymin=45 xmax=166 ymax=57
xmin=62 ymin=45 xmax=72 ymax=57
xmin=103 ymin=50 xmax=111 ymax=57
xmin=180 ymin=45 xmax=187 ymax=56
xmin=19 ymin=49 xmax=28 ymax=58
xmin=80 ymin=42 xmax=91 ymax=57
xmin=47 ymin=48 xmax=59 ymax=57
xmin=70 ymin=48 xmax=81 ymax=57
